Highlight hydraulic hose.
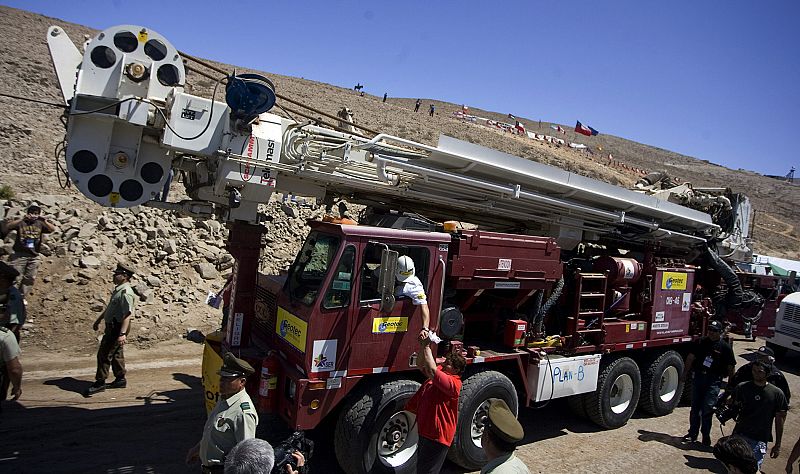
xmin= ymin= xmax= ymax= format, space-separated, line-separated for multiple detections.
xmin=535 ymin=276 xmax=565 ymax=334
xmin=705 ymin=246 xmax=743 ymax=307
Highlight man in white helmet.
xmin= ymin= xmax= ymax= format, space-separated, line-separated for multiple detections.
xmin=395 ymin=255 xmax=431 ymax=339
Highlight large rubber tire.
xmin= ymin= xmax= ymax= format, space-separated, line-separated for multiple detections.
xmin=584 ymin=356 xmax=641 ymax=429
xmin=767 ymin=341 xmax=789 ymax=359
xmin=567 ymin=393 xmax=589 ymax=420
xmin=639 ymin=350 xmax=685 ymax=416
xmin=334 ymin=378 xmax=420 ymax=474
xmin=448 ymin=370 xmax=518 ymax=470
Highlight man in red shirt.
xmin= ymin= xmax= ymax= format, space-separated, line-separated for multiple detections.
xmin=406 ymin=334 xmax=466 ymax=474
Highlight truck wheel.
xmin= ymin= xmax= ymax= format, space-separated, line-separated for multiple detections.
xmin=448 ymin=370 xmax=518 ymax=470
xmin=639 ymin=350 xmax=684 ymax=416
xmin=334 ymin=378 xmax=420 ymax=474
xmin=567 ymin=393 xmax=589 ymax=419
xmin=584 ymin=356 xmax=641 ymax=429
xmin=766 ymin=341 xmax=789 ymax=359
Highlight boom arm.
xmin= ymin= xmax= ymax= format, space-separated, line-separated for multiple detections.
xmin=47 ymin=24 xmax=750 ymax=255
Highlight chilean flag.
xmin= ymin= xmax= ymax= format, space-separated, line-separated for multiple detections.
xmin=576 ymin=121 xmax=599 ymax=136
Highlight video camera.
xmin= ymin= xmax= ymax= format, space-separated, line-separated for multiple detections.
xmin=271 ymin=431 xmax=314 ymax=474
xmin=713 ymin=397 xmax=740 ymax=425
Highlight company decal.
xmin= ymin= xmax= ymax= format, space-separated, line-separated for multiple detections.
xmin=372 ymin=317 xmax=409 ymax=334
xmin=240 ymin=135 xmax=257 ymax=182
xmin=311 ymin=339 xmax=338 ymax=373
xmin=652 ymin=322 xmax=670 ymax=330
xmin=276 ymin=307 xmax=308 ymax=352
xmin=682 ymin=293 xmax=691 ymax=312
xmin=438 ymin=244 xmax=449 ymax=252
xmin=655 ymin=311 xmax=665 ymax=322
xmin=231 ymin=312 xmax=244 ymax=347
xmin=661 ymin=272 xmax=688 ymax=291
xmin=498 ymin=258 xmax=512 ymax=271
xmin=494 ymin=281 xmax=520 ymax=289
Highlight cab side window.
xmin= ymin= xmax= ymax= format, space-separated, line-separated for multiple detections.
xmin=359 ymin=243 xmax=429 ymax=302
xmin=323 ymin=245 xmax=355 ymax=309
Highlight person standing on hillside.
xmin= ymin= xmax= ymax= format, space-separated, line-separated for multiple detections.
xmin=4 ymin=204 xmax=56 ymax=299
xmin=681 ymin=320 xmax=736 ymax=446
xmin=0 ymin=262 xmax=25 ymax=341
xmin=383 ymin=92 xmax=388 ymax=103
xmin=414 ymin=99 xmax=421 ymax=112
xmin=85 ymin=263 xmax=136 ymax=397
xmin=429 ymin=104 xmax=435 ymax=117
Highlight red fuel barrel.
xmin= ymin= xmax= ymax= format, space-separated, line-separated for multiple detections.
xmin=257 ymin=353 xmax=279 ymax=413
xmin=593 ymin=256 xmax=642 ymax=287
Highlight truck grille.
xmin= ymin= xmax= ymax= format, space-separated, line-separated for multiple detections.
xmin=254 ymin=285 xmax=277 ymax=339
xmin=781 ymin=302 xmax=800 ymax=326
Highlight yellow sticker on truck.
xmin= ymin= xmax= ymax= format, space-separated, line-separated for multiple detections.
xmin=276 ymin=307 xmax=308 ymax=352
xmin=372 ymin=317 xmax=409 ymax=334
xmin=661 ymin=272 xmax=688 ymax=291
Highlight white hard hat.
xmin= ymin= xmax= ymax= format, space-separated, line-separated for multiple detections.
xmin=396 ymin=255 xmax=415 ymax=282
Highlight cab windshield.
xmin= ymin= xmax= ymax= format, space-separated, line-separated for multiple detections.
xmin=285 ymin=231 xmax=341 ymax=306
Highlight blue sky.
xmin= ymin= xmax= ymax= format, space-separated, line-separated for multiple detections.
xmin=6 ymin=0 xmax=798 ymax=176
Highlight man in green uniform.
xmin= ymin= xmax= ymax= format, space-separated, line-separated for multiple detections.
xmin=480 ymin=399 xmax=531 ymax=474
xmin=186 ymin=353 xmax=259 ymax=473
xmin=85 ymin=263 xmax=136 ymax=397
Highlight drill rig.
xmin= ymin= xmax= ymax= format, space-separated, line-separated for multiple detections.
xmin=47 ymin=24 xmax=770 ymax=474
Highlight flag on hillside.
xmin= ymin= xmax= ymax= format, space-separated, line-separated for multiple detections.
xmin=575 ymin=120 xmax=597 ymax=136
xmin=462 ymin=104 xmax=469 ymax=113
xmin=508 ymin=113 xmax=516 ymax=120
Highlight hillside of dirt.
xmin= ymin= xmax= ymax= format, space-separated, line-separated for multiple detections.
xmin=0 ymin=5 xmax=798 ymax=356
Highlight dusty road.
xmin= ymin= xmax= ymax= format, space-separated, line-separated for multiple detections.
xmin=1 ymin=338 xmax=798 ymax=474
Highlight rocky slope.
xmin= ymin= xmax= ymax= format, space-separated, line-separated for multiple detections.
xmin=0 ymin=6 xmax=797 ymax=355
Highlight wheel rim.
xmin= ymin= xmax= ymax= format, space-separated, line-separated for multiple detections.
xmin=469 ymin=399 xmax=494 ymax=449
xmin=658 ymin=366 xmax=679 ymax=403
xmin=609 ymin=374 xmax=634 ymax=414
xmin=376 ymin=410 xmax=418 ymax=468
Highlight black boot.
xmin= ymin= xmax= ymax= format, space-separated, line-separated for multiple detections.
xmin=84 ymin=381 xmax=106 ymax=397
xmin=108 ymin=377 xmax=127 ymax=389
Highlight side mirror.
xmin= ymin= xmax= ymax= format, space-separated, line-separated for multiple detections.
xmin=378 ymin=249 xmax=399 ymax=313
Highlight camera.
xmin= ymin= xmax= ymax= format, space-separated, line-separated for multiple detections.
xmin=714 ymin=401 xmax=739 ymax=425
xmin=271 ymin=432 xmax=313 ymax=474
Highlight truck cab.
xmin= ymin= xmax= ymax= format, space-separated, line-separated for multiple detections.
xmin=252 ymin=221 xmax=450 ymax=430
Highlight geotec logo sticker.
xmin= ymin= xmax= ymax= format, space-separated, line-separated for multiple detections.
xmin=661 ymin=272 xmax=687 ymax=291
xmin=372 ymin=317 xmax=409 ymax=334
xmin=276 ymin=307 xmax=307 ymax=352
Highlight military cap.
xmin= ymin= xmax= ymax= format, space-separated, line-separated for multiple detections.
xmin=707 ymin=320 xmax=724 ymax=332
xmin=756 ymin=345 xmax=775 ymax=358
xmin=218 ymin=352 xmax=255 ymax=378
xmin=486 ymin=399 xmax=524 ymax=444
xmin=113 ymin=262 xmax=135 ymax=277
xmin=0 ymin=261 xmax=20 ymax=278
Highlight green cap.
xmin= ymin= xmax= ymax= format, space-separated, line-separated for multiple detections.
xmin=486 ymin=399 xmax=524 ymax=444
xmin=113 ymin=262 xmax=136 ymax=278
xmin=218 ymin=352 xmax=255 ymax=378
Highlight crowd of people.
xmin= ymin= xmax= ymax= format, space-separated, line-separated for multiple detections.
xmin=684 ymin=319 xmax=794 ymax=472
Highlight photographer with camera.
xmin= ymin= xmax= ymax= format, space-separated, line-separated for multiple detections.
xmin=223 ymin=438 xmax=305 ymax=474
xmin=681 ymin=320 xmax=736 ymax=447
xmin=730 ymin=359 xmax=788 ymax=471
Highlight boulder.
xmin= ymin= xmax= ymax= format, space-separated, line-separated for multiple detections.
xmin=194 ymin=262 xmax=219 ymax=280
xmin=79 ymin=255 xmax=101 ymax=269
xmin=176 ymin=217 xmax=195 ymax=229
xmin=147 ymin=275 xmax=162 ymax=287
